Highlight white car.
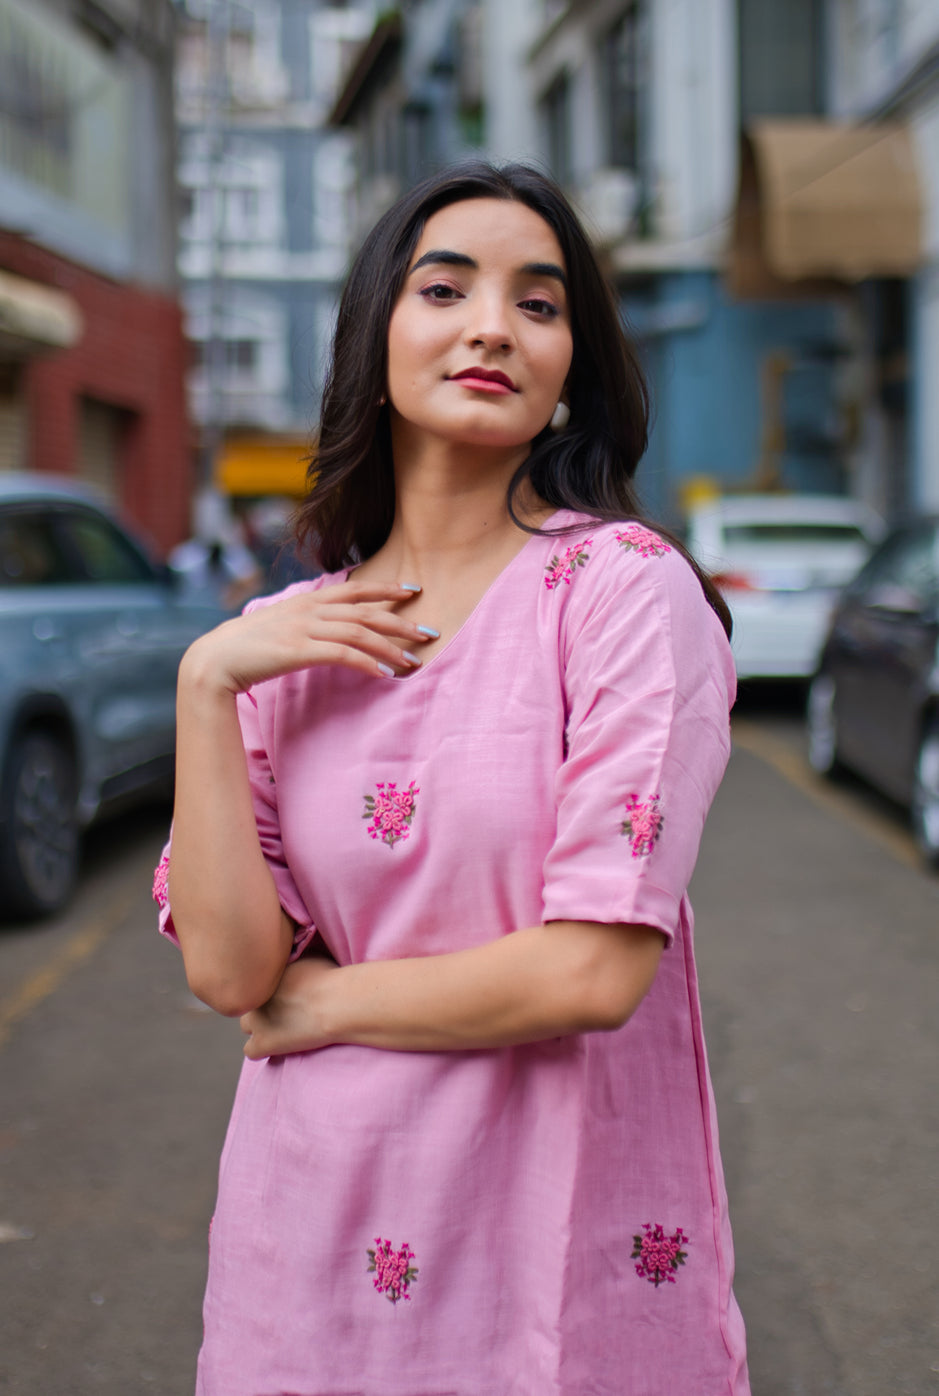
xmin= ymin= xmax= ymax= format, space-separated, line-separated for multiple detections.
xmin=685 ymin=494 xmax=884 ymax=680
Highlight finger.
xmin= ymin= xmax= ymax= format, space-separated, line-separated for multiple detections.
xmin=308 ymin=639 xmax=418 ymax=679
xmin=310 ymin=605 xmax=437 ymax=644
xmin=315 ymin=580 xmax=422 ymax=606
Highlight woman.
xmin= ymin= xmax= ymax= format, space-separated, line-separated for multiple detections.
xmin=155 ymin=161 xmax=749 ymax=1395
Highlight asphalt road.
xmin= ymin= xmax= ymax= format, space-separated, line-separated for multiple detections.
xmin=1 ymin=693 xmax=937 ymax=1395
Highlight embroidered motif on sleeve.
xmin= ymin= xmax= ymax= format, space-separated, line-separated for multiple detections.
xmin=363 ymin=781 xmax=419 ymax=848
xmin=544 ymin=538 xmax=593 ymax=589
xmin=632 ymin=1223 xmax=688 ymax=1286
xmin=152 ymin=853 xmax=170 ymax=908
xmin=367 ymin=1238 xmax=418 ymax=1303
xmin=620 ymin=794 xmax=664 ymax=857
xmin=615 ymin=523 xmax=671 ymax=559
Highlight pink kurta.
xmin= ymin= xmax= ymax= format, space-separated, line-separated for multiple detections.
xmin=155 ymin=511 xmax=749 ymax=1395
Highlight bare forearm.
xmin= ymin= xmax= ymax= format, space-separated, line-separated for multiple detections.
xmin=243 ymin=920 xmax=664 ymax=1057
xmin=169 ymin=655 xmax=291 ymax=1015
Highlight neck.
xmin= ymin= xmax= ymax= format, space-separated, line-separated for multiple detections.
xmin=380 ymin=427 xmax=546 ymax=583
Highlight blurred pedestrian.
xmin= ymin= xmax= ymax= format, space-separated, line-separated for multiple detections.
xmin=168 ymin=492 xmax=261 ymax=610
xmin=154 ymin=162 xmax=748 ymax=1394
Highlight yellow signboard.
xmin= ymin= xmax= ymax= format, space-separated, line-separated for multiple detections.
xmin=214 ymin=437 xmax=312 ymax=498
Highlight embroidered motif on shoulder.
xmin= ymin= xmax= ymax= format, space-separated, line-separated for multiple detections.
xmin=363 ymin=781 xmax=419 ymax=848
xmin=632 ymin=1223 xmax=689 ymax=1286
xmin=620 ymin=794 xmax=664 ymax=857
xmin=152 ymin=853 xmax=170 ymax=909
xmin=615 ymin=523 xmax=671 ymax=559
xmin=544 ymin=538 xmax=593 ymax=590
xmin=367 ymin=1238 xmax=418 ymax=1303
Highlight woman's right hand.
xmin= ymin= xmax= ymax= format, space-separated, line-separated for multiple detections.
xmin=179 ymin=579 xmax=433 ymax=695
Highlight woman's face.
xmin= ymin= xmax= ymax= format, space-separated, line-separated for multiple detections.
xmin=386 ymin=198 xmax=574 ymax=452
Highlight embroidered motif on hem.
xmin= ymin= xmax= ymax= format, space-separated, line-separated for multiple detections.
xmin=152 ymin=853 xmax=170 ymax=908
xmin=544 ymin=539 xmax=593 ymax=589
xmin=615 ymin=523 xmax=671 ymax=559
xmin=367 ymin=1238 xmax=418 ymax=1303
xmin=632 ymin=1223 xmax=688 ymax=1286
xmin=363 ymin=781 xmax=419 ymax=847
xmin=620 ymin=794 xmax=664 ymax=857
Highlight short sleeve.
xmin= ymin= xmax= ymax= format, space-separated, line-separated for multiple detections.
xmin=153 ymin=601 xmax=318 ymax=960
xmin=541 ymin=529 xmax=736 ymax=946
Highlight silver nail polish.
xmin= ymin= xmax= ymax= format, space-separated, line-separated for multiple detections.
xmin=400 ymin=583 xmax=422 ymax=592
xmin=377 ymin=662 xmax=396 ymax=678
xmin=417 ymin=625 xmax=440 ymax=639
xmin=403 ymin=651 xmax=421 ymax=666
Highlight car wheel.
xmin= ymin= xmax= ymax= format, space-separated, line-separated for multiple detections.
xmin=0 ymin=730 xmax=79 ymax=918
xmin=806 ymin=672 xmax=841 ymax=776
xmin=912 ymin=721 xmax=939 ymax=870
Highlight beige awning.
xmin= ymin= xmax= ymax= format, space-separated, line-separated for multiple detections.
xmin=729 ymin=120 xmax=923 ymax=295
xmin=0 ymin=269 xmax=83 ymax=356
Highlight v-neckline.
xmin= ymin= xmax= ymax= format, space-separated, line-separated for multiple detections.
xmin=345 ymin=508 xmax=569 ymax=682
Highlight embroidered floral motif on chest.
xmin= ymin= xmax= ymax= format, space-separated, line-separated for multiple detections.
xmin=363 ymin=781 xmax=420 ymax=848
xmin=367 ymin=1238 xmax=418 ymax=1303
xmin=621 ymin=794 xmax=664 ymax=857
xmin=544 ymin=538 xmax=593 ymax=589
xmin=152 ymin=853 xmax=169 ymax=908
xmin=632 ymin=1223 xmax=689 ymax=1286
xmin=615 ymin=523 xmax=671 ymax=559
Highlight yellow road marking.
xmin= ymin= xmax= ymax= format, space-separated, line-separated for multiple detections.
xmin=0 ymin=885 xmax=137 ymax=1050
xmin=732 ymin=718 xmax=921 ymax=871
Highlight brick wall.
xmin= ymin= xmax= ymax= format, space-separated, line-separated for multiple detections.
xmin=0 ymin=232 xmax=193 ymax=556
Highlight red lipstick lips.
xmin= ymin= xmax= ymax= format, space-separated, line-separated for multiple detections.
xmin=449 ymin=367 xmax=517 ymax=393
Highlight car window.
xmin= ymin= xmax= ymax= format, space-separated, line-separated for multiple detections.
xmin=0 ymin=510 xmax=74 ymax=586
xmin=54 ymin=509 xmax=155 ymax=585
xmin=722 ymin=523 xmax=868 ymax=547
xmin=850 ymin=525 xmax=939 ymax=608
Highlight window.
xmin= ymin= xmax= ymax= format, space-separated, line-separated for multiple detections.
xmin=226 ymin=340 xmax=256 ymax=371
xmin=602 ymin=7 xmax=643 ymax=171
xmin=852 ymin=526 xmax=939 ymax=611
xmin=541 ymin=74 xmax=572 ymax=186
xmin=738 ymin=0 xmax=824 ymax=120
xmin=0 ymin=511 xmax=71 ymax=587
xmin=55 ymin=510 xmax=153 ymax=585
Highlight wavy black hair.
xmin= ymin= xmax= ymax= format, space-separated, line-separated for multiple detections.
xmin=296 ymin=160 xmax=730 ymax=637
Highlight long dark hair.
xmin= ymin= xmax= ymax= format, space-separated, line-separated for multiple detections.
xmin=297 ymin=161 xmax=731 ymax=637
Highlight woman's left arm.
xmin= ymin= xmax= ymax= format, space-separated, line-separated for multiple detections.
xmin=241 ymin=919 xmax=663 ymax=1059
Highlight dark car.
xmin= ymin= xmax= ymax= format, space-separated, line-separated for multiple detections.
xmin=0 ymin=474 xmax=228 ymax=919
xmin=806 ymin=516 xmax=939 ymax=867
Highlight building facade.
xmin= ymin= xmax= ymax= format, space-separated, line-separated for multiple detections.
xmin=331 ymin=0 xmax=932 ymax=527
xmin=175 ymin=0 xmax=372 ymax=502
xmin=0 ymin=0 xmax=189 ymax=553
xmin=827 ymin=0 xmax=939 ymax=513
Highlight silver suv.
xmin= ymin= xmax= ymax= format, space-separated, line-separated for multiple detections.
xmin=0 ymin=475 xmax=228 ymax=918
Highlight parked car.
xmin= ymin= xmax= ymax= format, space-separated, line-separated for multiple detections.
xmin=686 ymin=494 xmax=884 ymax=680
xmin=806 ymin=516 xmax=939 ymax=868
xmin=0 ymin=474 xmax=229 ymax=918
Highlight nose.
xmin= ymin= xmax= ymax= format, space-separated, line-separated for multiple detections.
xmin=463 ymin=291 xmax=515 ymax=354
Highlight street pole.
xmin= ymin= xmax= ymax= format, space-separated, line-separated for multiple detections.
xmin=201 ymin=0 xmax=230 ymax=501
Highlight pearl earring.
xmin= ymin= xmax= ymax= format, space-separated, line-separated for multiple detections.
xmin=549 ymin=401 xmax=570 ymax=431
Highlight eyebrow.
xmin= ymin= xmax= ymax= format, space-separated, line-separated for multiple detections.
xmin=409 ymin=249 xmax=568 ymax=290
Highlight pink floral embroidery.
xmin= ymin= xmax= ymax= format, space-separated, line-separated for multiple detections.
xmin=615 ymin=523 xmax=671 ymax=559
xmin=152 ymin=853 xmax=169 ymax=908
xmin=621 ymin=794 xmax=664 ymax=857
xmin=632 ymin=1223 xmax=689 ymax=1286
xmin=367 ymin=1238 xmax=418 ymax=1303
xmin=544 ymin=538 xmax=593 ymax=589
xmin=363 ymin=781 xmax=419 ymax=848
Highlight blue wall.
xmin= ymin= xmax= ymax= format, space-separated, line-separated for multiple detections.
xmin=624 ymin=272 xmax=846 ymax=525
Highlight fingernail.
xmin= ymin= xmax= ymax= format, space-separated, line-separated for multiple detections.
xmin=402 ymin=651 xmax=421 ymax=666
xmin=416 ymin=625 xmax=440 ymax=638
xmin=400 ymin=582 xmax=422 ymax=592
xmin=377 ymin=662 xmax=396 ymax=678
